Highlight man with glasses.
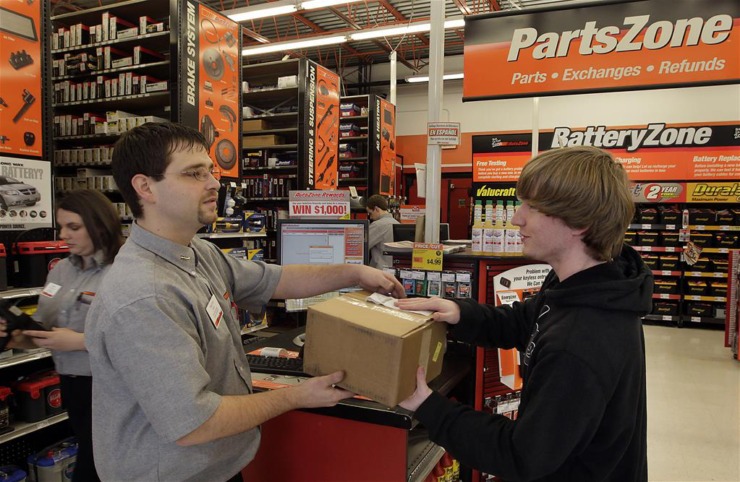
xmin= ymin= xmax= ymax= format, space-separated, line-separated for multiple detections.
xmin=85 ymin=122 xmax=405 ymax=482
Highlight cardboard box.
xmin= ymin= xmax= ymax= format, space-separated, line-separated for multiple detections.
xmin=244 ymin=135 xmax=282 ymax=147
xmin=242 ymin=119 xmax=267 ymax=131
xmin=304 ymin=291 xmax=447 ymax=407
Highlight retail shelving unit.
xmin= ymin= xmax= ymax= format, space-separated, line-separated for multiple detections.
xmin=628 ymin=204 xmax=738 ymax=328
xmin=0 ymin=289 xmax=70 ymax=466
xmin=49 ymin=0 xmax=173 ymax=220
xmin=338 ymin=94 xmax=397 ymax=199
xmin=241 ymin=58 xmax=340 ymax=261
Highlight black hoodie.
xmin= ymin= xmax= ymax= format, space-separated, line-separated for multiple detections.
xmin=415 ymin=245 xmax=653 ymax=481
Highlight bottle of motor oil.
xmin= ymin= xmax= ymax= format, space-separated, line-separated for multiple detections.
xmin=471 ymin=200 xmax=484 ymax=253
xmin=492 ymin=200 xmax=505 ymax=254
xmin=483 ymin=200 xmax=495 ymax=253
xmin=504 ymin=201 xmax=519 ymax=253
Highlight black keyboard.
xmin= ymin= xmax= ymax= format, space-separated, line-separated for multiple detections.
xmin=246 ymin=355 xmax=308 ymax=377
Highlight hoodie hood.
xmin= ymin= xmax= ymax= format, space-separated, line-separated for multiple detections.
xmin=543 ymin=244 xmax=654 ymax=316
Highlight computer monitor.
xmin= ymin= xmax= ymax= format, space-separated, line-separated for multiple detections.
xmin=393 ymin=223 xmax=449 ymax=242
xmin=277 ymin=219 xmax=369 ymax=266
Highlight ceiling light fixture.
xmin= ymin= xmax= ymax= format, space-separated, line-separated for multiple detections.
xmin=406 ymin=73 xmax=464 ymax=83
xmin=348 ymin=18 xmax=464 ymax=41
xmin=301 ymin=0 xmax=363 ymax=9
xmin=224 ymin=0 xmax=298 ymax=22
xmin=242 ymin=35 xmax=348 ymax=56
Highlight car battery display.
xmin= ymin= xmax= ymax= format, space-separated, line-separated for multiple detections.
xmin=14 ymin=372 xmax=63 ymax=423
xmin=27 ymin=438 xmax=78 ymax=482
xmin=12 ymin=241 xmax=69 ymax=287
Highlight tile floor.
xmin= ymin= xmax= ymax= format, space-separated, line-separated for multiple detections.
xmin=645 ymin=324 xmax=740 ymax=481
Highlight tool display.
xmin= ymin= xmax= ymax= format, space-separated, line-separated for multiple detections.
xmin=13 ymin=89 xmax=35 ymax=123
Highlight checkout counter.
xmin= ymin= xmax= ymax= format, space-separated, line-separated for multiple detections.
xmin=241 ymin=327 xmax=471 ymax=482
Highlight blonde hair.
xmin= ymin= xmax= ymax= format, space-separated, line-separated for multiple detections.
xmin=517 ymin=146 xmax=633 ymax=261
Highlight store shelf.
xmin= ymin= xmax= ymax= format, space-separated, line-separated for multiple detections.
xmin=339 ymin=136 xmax=368 ymax=142
xmin=340 ymin=115 xmax=368 ymax=121
xmin=53 ymin=91 xmax=169 ymax=110
xmin=54 ymin=133 xmax=120 ymax=142
xmin=51 ymin=0 xmax=169 ymax=23
xmin=643 ymin=314 xmax=681 ymax=323
xmin=51 ymin=31 xmax=170 ymax=54
xmin=701 ymin=248 xmax=731 ymax=254
xmin=684 ymin=295 xmax=726 ymax=302
xmin=338 ymin=156 xmax=368 ymax=162
xmin=241 ymin=144 xmax=298 ymax=150
xmin=0 ymin=288 xmax=43 ymax=300
xmin=245 ymin=112 xmax=298 ymax=121
xmin=688 ymin=225 xmax=740 ymax=231
xmin=684 ymin=271 xmax=728 ymax=278
xmin=686 ymin=316 xmax=726 ymax=325
xmin=197 ymin=232 xmax=267 ymax=240
xmin=243 ymin=88 xmax=299 ymax=108
xmin=242 ymin=166 xmax=297 ymax=172
xmin=0 ymin=413 xmax=70 ymax=445
xmin=243 ymin=128 xmax=298 ymax=136
xmin=0 ymin=349 xmax=52 ymax=369
xmin=652 ymin=270 xmax=682 ymax=277
xmin=629 ymin=223 xmax=678 ymax=230
xmin=652 ymin=293 xmax=680 ymax=300
xmin=53 ymin=59 xmax=170 ymax=81
xmin=633 ymin=246 xmax=683 ymax=252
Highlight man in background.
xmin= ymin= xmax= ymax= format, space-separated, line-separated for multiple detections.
xmin=366 ymin=194 xmax=399 ymax=269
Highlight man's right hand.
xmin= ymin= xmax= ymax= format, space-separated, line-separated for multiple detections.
xmin=290 ymin=371 xmax=354 ymax=408
xmin=395 ymin=297 xmax=461 ymax=324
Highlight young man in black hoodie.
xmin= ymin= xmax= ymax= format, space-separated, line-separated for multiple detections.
xmin=396 ymin=146 xmax=653 ymax=481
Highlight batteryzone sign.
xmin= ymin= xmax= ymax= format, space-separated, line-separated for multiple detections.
xmin=539 ymin=121 xmax=740 ymax=181
xmin=463 ymin=0 xmax=740 ymax=100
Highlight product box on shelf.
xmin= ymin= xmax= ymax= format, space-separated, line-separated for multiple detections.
xmin=244 ymin=135 xmax=282 ymax=148
xmin=636 ymin=207 xmax=658 ymax=224
xmin=690 ymin=233 xmax=713 ymax=247
xmin=713 ymin=259 xmax=728 ymax=272
xmin=339 ymin=103 xmax=360 ymax=117
xmin=688 ymin=209 xmax=713 ymax=225
xmin=12 ymin=242 xmax=69 ymax=288
xmin=686 ymin=302 xmax=712 ymax=317
xmin=686 ymin=280 xmax=707 ymax=296
xmin=715 ymin=233 xmax=739 ymax=248
xmin=688 ymin=258 xmax=712 ymax=271
xmin=0 ymin=386 xmax=12 ymax=434
xmin=27 ymin=438 xmax=77 ymax=482
xmin=636 ymin=232 xmax=659 ymax=246
xmin=14 ymin=372 xmax=63 ymax=423
xmin=659 ymin=208 xmax=681 ymax=225
xmin=715 ymin=210 xmax=735 ymax=225
xmin=242 ymin=119 xmax=267 ymax=131
xmin=652 ymin=301 xmax=678 ymax=316
xmin=0 ymin=465 xmax=26 ymax=482
xmin=709 ymin=282 xmax=727 ymax=297
xmin=339 ymin=123 xmax=360 ymax=137
xmin=658 ymin=255 xmax=680 ymax=271
xmin=661 ymin=232 xmax=681 ymax=247
xmin=654 ymin=279 xmax=678 ymax=294
xmin=623 ymin=232 xmax=636 ymax=245
xmin=640 ymin=254 xmax=659 ymax=269
xmin=304 ymin=290 xmax=447 ymax=407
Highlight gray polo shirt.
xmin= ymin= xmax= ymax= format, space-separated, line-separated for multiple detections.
xmin=85 ymin=223 xmax=282 ymax=482
xmin=368 ymin=213 xmax=399 ymax=269
xmin=33 ymin=252 xmax=108 ymax=376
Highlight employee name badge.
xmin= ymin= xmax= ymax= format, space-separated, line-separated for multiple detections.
xmin=206 ymin=295 xmax=224 ymax=329
xmin=41 ymin=283 xmax=62 ymax=298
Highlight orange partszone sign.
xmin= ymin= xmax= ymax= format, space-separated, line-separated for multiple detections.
xmin=464 ymin=0 xmax=740 ymax=100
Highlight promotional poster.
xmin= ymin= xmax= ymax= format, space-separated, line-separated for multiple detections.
xmin=0 ymin=156 xmax=52 ymax=229
xmin=0 ymin=0 xmax=43 ymax=158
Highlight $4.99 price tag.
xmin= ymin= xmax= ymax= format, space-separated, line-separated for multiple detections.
xmin=412 ymin=243 xmax=443 ymax=271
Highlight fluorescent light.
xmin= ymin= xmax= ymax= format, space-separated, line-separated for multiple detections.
xmin=242 ymin=35 xmax=347 ymax=56
xmin=349 ymin=17 xmax=465 ymax=41
xmin=406 ymin=73 xmax=464 ymax=83
xmin=301 ymin=0 xmax=363 ymax=9
xmin=224 ymin=1 xmax=298 ymax=22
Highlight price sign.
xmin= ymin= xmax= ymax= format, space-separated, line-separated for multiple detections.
xmin=412 ymin=243 xmax=443 ymax=271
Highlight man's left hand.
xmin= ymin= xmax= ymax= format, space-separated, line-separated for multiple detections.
xmin=399 ymin=366 xmax=433 ymax=412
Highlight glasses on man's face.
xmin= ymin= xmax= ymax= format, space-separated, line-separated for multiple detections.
xmin=178 ymin=166 xmax=221 ymax=182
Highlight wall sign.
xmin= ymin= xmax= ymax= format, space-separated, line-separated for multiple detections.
xmin=464 ymin=0 xmax=740 ymax=100
xmin=288 ymin=190 xmax=349 ymax=218
xmin=0 ymin=156 xmax=52 ymax=229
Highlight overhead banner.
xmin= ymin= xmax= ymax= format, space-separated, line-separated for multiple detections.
xmin=0 ymin=156 xmax=52 ymax=229
xmin=464 ymin=0 xmax=740 ymax=100
xmin=0 ymin=0 xmax=43 ymax=158
xmin=539 ymin=121 xmax=740 ymax=181
xmin=179 ymin=1 xmax=241 ymax=177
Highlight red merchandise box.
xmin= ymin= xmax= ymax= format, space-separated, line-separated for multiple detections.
xmin=14 ymin=373 xmax=62 ymax=422
xmin=12 ymin=241 xmax=69 ymax=288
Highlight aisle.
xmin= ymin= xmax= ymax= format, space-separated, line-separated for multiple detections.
xmin=645 ymin=325 xmax=740 ymax=481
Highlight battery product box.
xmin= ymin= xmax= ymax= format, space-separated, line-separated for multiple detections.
xmin=305 ymin=290 xmax=447 ymax=407
xmin=27 ymin=438 xmax=78 ymax=482
xmin=12 ymin=242 xmax=70 ymax=288
xmin=14 ymin=372 xmax=63 ymax=423
xmin=0 ymin=465 xmax=26 ymax=482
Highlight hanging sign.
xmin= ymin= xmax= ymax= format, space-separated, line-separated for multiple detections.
xmin=288 ymin=190 xmax=349 ymax=218
xmin=630 ymin=182 xmax=687 ymax=203
xmin=472 ymin=133 xmax=532 ymax=182
xmin=428 ymin=122 xmax=461 ymax=146
xmin=464 ymin=0 xmax=740 ymax=100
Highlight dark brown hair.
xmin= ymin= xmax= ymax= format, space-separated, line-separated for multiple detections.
xmin=111 ymin=122 xmax=208 ymax=218
xmin=56 ymin=190 xmax=124 ymax=264
xmin=366 ymin=194 xmax=389 ymax=211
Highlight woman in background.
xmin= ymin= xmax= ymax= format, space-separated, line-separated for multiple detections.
xmin=1 ymin=189 xmax=124 ymax=482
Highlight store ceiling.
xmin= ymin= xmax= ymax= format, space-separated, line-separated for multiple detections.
xmin=54 ymin=0 xmax=575 ymax=80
